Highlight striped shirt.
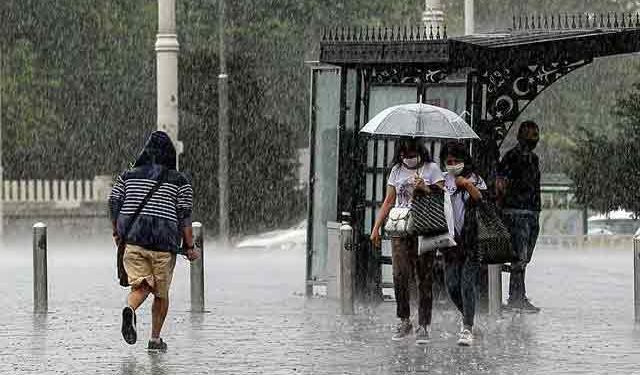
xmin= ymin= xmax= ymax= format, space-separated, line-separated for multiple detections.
xmin=110 ymin=177 xmax=193 ymax=223
xmin=109 ymin=164 xmax=193 ymax=252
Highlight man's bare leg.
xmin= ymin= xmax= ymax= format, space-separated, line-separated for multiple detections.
xmin=151 ymin=295 xmax=169 ymax=339
xmin=128 ymin=282 xmax=151 ymax=310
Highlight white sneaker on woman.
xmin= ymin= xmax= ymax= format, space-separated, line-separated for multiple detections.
xmin=415 ymin=325 xmax=431 ymax=345
xmin=457 ymin=329 xmax=473 ymax=346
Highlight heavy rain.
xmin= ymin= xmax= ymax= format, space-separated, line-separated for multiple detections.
xmin=2 ymin=1 xmax=640 ymax=374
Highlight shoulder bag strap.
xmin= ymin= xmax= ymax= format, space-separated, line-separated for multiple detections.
xmin=120 ymin=168 xmax=168 ymax=241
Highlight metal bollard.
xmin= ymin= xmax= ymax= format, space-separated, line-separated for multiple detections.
xmin=33 ymin=223 xmax=48 ymax=314
xmin=339 ymin=217 xmax=354 ymax=315
xmin=488 ymin=264 xmax=503 ymax=316
xmin=190 ymin=222 xmax=205 ymax=312
xmin=634 ymin=236 xmax=640 ymax=322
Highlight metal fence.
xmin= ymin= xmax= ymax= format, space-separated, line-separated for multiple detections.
xmin=2 ymin=176 xmax=112 ymax=203
xmin=538 ymin=235 xmax=634 ymax=249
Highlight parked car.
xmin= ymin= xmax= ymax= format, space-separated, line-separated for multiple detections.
xmin=588 ymin=227 xmax=614 ymax=236
xmin=235 ymin=221 xmax=306 ymax=251
xmin=588 ymin=210 xmax=639 ymax=235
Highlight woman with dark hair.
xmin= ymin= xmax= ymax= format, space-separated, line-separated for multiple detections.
xmin=440 ymin=141 xmax=486 ymax=346
xmin=370 ymin=138 xmax=445 ymax=344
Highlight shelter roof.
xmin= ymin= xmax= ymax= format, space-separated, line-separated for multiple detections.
xmin=319 ymin=13 xmax=640 ymax=69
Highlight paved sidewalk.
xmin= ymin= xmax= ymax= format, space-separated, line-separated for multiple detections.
xmin=1 ymin=219 xmax=640 ymax=374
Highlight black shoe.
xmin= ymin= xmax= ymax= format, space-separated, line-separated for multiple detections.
xmin=121 ymin=306 xmax=137 ymax=345
xmin=147 ymin=338 xmax=168 ymax=352
xmin=391 ymin=319 xmax=413 ymax=341
xmin=520 ymin=298 xmax=541 ymax=314
xmin=505 ymin=298 xmax=541 ymax=314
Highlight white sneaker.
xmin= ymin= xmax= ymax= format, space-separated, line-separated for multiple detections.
xmin=415 ymin=325 xmax=431 ymax=345
xmin=457 ymin=329 xmax=473 ymax=346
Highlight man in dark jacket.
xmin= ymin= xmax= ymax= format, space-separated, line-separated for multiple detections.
xmin=497 ymin=121 xmax=541 ymax=313
xmin=109 ymin=131 xmax=199 ymax=352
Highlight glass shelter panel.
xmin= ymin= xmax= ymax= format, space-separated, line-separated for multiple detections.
xmin=424 ymin=83 xmax=467 ymax=115
xmin=310 ymin=67 xmax=341 ymax=282
xmin=424 ymin=81 xmax=467 ymax=165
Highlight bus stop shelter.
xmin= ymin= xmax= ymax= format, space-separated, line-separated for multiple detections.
xmin=306 ymin=13 xmax=640 ymax=301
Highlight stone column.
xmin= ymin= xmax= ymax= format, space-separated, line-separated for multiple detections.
xmin=156 ymin=0 xmax=182 ymax=165
xmin=423 ymin=0 xmax=445 ymax=30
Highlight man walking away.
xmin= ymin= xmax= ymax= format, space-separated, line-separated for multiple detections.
xmin=110 ymin=131 xmax=199 ymax=352
xmin=497 ymin=121 xmax=542 ymax=313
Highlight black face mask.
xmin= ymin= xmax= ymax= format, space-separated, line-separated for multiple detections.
xmin=520 ymin=138 xmax=538 ymax=151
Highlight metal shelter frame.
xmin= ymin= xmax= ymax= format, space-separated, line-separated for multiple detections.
xmin=309 ymin=12 xmax=640 ymax=300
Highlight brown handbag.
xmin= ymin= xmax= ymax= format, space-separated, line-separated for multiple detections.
xmin=116 ymin=168 xmax=167 ymax=287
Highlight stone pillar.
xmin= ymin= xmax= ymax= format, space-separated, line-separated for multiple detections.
xmin=218 ymin=0 xmax=230 ymax=246
xmin=423 ymin=0 xmax=445 ymax=30
xmin=156 ymin=0 xmax=182 ymax=164
xmin=465 ymin=0 xmax=475 ymax=35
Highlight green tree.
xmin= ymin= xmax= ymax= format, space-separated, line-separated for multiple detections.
xmin=3 ymin=0 xmax=640 ymax=231
xmin=569 ymin=78 xmax=640 ymax=216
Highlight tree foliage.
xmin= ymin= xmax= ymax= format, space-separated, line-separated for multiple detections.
xmin=569 ymin=79 xmax=640 ymax=216
xmin=2 ymin=0 xmax=640 ymax=230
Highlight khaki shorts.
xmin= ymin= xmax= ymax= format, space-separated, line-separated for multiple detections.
xmin=123 ymin=244 xmax=176 ymax=299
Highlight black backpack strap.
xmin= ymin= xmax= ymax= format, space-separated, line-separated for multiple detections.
xmin=120 ymin=168 xmax=169 ymax=241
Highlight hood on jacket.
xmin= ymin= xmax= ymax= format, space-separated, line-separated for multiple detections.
xmin=134 ymin=131 xmax=177 ymax=170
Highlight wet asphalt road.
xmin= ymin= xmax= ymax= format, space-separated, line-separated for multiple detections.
xmin=1 ymin=218 xmax=640 ymax=374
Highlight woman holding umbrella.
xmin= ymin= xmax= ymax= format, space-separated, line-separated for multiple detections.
xmin=370 ymin=138 xmax=445 ymax=344
xmin=363 ymin=103 xmax=481 ymax=345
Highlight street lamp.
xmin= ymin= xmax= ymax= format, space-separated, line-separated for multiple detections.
xmin=465 ymin=0 xmax=475 ymax=35
xmin=218 ymin=0 xmax=230 ymax=247
xmin=423 ymin=0 xmax=475 ymax=36
xmin=422 ymin=0 xmax=445 ymax=30
xmin=155 ymin=0 xmax=182 ymax=163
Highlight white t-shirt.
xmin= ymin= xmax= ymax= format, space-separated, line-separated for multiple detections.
xmin=444 ymin=172 xmax=487 ymax=235
xmin=387 ymin=162 xmax=445 ymax=208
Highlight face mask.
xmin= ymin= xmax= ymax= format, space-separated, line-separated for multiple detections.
xmin=520 ymin=138 xmax=539 ymax=151
xmin=402 ymin=157 xmax=419 ymax=169
xmin=446 ymin=163 xmax=465 ymax=176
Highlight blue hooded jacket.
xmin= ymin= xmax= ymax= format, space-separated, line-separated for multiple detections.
xmin=109 ymin=131 xmax=193 ymax=253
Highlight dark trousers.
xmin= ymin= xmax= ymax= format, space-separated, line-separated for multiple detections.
xmin=391 ymin=237 xmax=434 ymax=327
xmin=504 ymin=210 xmax=540 ymax=302
xmin=443 ymin=235 xmax=480 ymax=328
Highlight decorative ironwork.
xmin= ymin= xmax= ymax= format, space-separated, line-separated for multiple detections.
xmin=316 ymin=11 xmax=640 ymax=303
xmin=322 ymin=25 xmax=448 ymax=43
xmin=475 ymin=59 xmax=591 ymax=142
xmin=320 ymin=39 xmax=449 ymax=65
xmin=370 ymin=66 xmax=448 ymax=85
xmin=512 ymin=12 xmax=640 ymax=31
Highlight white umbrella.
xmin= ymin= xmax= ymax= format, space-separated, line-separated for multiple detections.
xmin=360 ymin=103 xmax=480 ymax=140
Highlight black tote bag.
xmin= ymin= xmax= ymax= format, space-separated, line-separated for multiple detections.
xmin=409 ymin=190 xmax=448 ymax=237
xmin=465 ymin=200 xmax=514 ymax=264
